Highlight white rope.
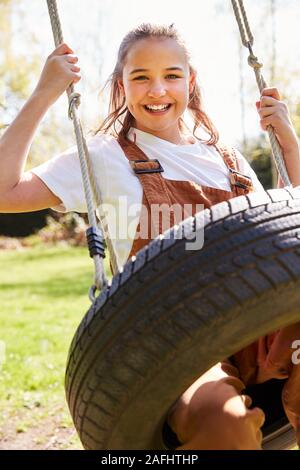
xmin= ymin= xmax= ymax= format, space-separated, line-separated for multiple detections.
xmin=46 ymin=0 xmax=119 ymax=299
xmin=231 ymin=0 xmax=291 ymax=187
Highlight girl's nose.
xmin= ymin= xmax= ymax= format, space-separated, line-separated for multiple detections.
xmin=148 ymin=82 xmax=167 ymax=99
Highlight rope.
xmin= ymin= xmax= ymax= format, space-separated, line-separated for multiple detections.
xmin=46 ymin=0 xmax=119 ymax=300
xmin=231 ymin=0 xmax=291 ymax=187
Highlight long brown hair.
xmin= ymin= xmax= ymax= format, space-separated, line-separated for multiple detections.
xmin=96 ymin=23 xmax=219 ymax=145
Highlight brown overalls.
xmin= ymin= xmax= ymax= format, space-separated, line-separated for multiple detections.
xmin=117 ymin=133 xmax=300 ymax=449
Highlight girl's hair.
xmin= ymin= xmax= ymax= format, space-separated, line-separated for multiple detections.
xmin=96 ymin=23 xmax=219 ymax=145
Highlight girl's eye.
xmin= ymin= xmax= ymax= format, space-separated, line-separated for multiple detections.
xmin=133 ymin=74 xmax=181 ymax=81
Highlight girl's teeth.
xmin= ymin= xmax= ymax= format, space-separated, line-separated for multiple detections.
xmin=145 ymin=104 xmax=170 ymax=112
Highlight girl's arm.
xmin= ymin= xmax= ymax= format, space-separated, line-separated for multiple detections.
xmin=256 ymin=87 xmax=300 ymax=188
xmin=0 ymin=43 xmax=81 ymax=212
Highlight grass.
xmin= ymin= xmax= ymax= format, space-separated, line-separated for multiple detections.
xmin=0 ymin=242 xmax=110 ymax=449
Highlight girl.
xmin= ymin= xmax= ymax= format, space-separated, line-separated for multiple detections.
xmin=0 ymin=23 xmax=300 ymax=450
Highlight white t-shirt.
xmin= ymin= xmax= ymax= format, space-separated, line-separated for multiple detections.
xmin=31 ymin=127 xmax=265 ymax=269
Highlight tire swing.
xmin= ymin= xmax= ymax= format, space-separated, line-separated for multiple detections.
xmin=46 ymin=0 xmax=300 ymax=450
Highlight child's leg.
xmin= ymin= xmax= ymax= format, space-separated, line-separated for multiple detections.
xmin=166 ymin=360 xmax=265 ymax=450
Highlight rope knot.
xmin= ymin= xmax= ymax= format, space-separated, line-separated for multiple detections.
xmin=68 ymin=92 xmax=81 ymax=119
xmin=247 ymin=53 xmax=263 ymax=70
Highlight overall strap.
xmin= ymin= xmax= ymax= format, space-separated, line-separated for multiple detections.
xmin=215 ymin=144 xmax=254 ymax=196
xmin=118 ymin=134 xmax=175 ymax=236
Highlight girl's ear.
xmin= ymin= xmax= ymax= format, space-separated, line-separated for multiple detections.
xmin=189 ymin=71 xmax=196 ymax=95
xmin=118 ymin=79 xmax=125 ymax=96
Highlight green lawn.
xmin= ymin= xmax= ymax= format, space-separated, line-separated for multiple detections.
xmin=0 ymin=243 xmax=110 ymax=449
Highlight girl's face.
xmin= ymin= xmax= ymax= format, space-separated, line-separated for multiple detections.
xmin=118 ymin=38 xmax=196 ymax=143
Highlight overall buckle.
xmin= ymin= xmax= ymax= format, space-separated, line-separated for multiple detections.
xmin=130 ymin=159 xmax=164 ymax=174
xmin=229 ymin=168 xmax=252 ymax=190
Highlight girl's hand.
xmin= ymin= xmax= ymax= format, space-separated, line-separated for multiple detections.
xmin=33 ymin=43 xmax=81 ymax=105
xmin=256 ymin=87 xmax=298 ymax=154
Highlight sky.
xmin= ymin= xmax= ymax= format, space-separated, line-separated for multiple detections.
xmin=9 ymin=0 xmax=300 ymax=149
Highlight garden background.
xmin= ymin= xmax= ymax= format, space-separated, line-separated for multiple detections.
xmin=0 ymin=0 xmax=300 ymax=449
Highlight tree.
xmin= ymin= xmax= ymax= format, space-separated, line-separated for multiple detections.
xmin=245 ymin=138 xmax=273 ymax=190
xmin=0 ymin=0 xmax=50 ymax=235
xmin=0 ymin=0 xmax=40 ymax=127
xmin=0 ymin=0 xmax=107 ymax=237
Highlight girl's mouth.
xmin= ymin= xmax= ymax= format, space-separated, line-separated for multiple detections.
xmin=143 ymin=104 xmax=172 ymax=115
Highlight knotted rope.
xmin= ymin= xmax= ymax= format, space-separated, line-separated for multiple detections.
xmin=46 ymin=0 xmax=119 ymax=301
xmin=231 ymin=0 xmax=291 ymax=187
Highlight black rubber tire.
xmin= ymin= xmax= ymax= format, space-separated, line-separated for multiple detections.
xmin=65 ymin=187 xmax=300 ymax=450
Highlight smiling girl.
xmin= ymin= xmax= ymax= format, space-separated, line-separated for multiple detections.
xmin=0 ymin=23 xmax=300 ymax=449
